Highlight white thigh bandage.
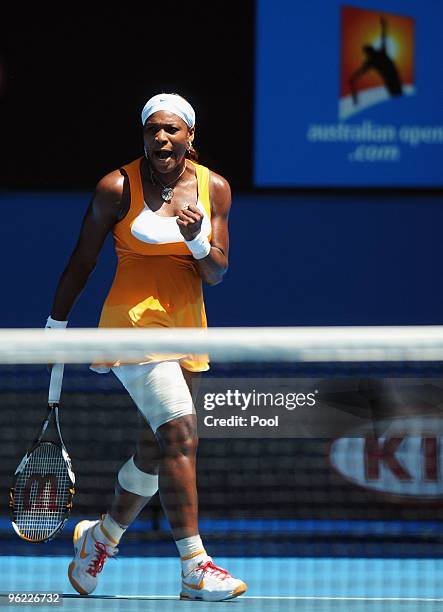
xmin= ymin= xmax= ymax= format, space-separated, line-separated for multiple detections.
xmin=112 ymin=360 xmax=195 ymax=432
xmin=118 ymin=456 xmax=159 ymax=497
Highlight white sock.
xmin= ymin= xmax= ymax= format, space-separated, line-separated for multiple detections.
xmin=94 ymin=514 xmax=126 ymax=547
xmin=175 ymin=535 xmax=208 ymax=575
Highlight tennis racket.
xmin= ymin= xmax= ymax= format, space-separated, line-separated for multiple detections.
xmin=9 ymin=364 xmax=75 ymax=543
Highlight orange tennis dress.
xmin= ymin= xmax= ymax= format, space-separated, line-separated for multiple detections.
xmin=91 ymin=157 xmax=211 ymax=373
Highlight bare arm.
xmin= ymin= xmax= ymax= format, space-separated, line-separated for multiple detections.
xmin=176 ymin=171 xmax=231 ymax=286
xmin=50 ymin=171 xmax=127 ymax=320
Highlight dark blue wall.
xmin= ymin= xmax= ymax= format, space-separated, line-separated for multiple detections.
xmin=1 ymin=192 xmax=442 ymax=328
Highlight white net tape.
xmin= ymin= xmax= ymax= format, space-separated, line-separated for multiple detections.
xmin=0 ymin=326 xmax=443 ymax=363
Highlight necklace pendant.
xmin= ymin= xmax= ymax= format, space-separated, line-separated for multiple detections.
xmin=161 ymin=187 xmax=174 ymax=202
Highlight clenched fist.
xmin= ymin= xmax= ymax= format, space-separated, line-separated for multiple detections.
xmin=176 ymin=203 xmax=203 ymax=241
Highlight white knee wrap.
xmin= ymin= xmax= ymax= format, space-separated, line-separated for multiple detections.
xmin=117 ymin=456 xmax=159 ymax=497
xmin=112 ymin=360 xmax=195 ymax=432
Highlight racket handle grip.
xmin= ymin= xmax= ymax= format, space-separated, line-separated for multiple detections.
xmin=49 ymin=364 xmax=64 ymax=404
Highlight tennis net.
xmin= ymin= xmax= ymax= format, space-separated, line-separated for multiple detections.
xmin=1 ymin=326 xmax=443 ymax=610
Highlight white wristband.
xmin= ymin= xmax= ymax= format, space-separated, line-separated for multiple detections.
xmin=185 ymin=233 xmax=211 ymax=260
xmin=45 ymin=315 xmax=68 ymax=329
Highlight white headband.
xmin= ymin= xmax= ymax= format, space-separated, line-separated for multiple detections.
xmin=141 ymin=93 xmax=195 ymax=128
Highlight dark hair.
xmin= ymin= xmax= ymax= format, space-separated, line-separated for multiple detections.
xmin=169 ymin=92 xmax=199 ymax=161
xmin=186 ymin=145 xmax=199 ymax=163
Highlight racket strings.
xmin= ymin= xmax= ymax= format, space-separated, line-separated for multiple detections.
xmin=13 ymin=442 xmax=72 ymax=541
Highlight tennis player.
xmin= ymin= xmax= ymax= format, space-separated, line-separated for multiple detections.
xmin=47 ymin=93 xmax=246 ymax=601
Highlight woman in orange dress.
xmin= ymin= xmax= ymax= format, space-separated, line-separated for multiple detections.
xmin=47 ymin=93 xmax=246 ymax=601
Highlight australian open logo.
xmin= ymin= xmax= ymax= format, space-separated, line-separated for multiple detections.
xmin=340 ymin=6 xmax=415 ymax=120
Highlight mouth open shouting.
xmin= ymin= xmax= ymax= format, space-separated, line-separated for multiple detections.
xmin=154 ymin=149 xmax=174 ymax=163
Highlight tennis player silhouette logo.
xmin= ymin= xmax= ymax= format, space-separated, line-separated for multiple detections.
xmin=340 ymin=6 xmax=415 ymax=120
xmin=350 ymin=17 xmax=402 ymax=105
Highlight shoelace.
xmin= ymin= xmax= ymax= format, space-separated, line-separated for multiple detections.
xmin=197 ymin=560 xmax=230 ymax=580
xmin=87 ymin=542 xmax=118 ymax=577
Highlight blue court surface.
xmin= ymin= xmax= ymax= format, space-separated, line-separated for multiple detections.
xmin=1 ymin=556 xmax=442 ymax=611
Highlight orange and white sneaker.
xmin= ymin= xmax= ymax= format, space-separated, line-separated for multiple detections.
xmin=180 ymin=557 xmax=247 ymax=602
xmin=68 ymin=520 xmax=118 ymax=595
